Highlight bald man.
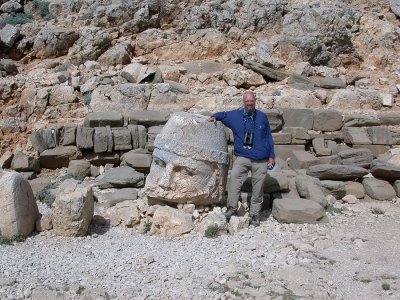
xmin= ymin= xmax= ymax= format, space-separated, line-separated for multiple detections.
xmin=208 ymin=91 xmax=275 ymax=226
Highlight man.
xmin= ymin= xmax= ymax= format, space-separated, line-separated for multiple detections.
xmin=208 ymin=91 xmax=275 ymax=226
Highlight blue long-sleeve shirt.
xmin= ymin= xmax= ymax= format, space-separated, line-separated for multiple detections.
xmin=212 ymin=109 xmax=275 ymax=161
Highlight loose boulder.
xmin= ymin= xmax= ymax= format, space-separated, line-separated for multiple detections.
xmin=150 ymin=206 xmax=194 ymax=237
xmin=363 ymin=178 xmax=396 ymax=201
xmin=52 ymin=179 xmax=94 ymax=236
xmin=0 ymin=170 xmax=39 ymax=237
xmin=272 ymin=198 xmax=326 ymax=224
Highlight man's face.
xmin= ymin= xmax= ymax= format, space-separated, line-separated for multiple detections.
xmin=243 ymin=94 xmax=256 ymax=112
xmin=145 ymin=149 xmax=222 ymax=204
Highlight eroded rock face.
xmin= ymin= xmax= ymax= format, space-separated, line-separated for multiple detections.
xmin=0 ymin=170 xmax=39 ymax=237
xmin=145 ymin=112 xmax=229 ymax=205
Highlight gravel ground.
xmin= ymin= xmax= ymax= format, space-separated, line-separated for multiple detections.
xmin=1 ymin=201 xmax=399 ymax=300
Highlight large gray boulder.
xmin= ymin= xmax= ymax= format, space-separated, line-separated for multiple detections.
xmin=97 ymin=42 xmax=132 ymax=66
xmin=319 ymin=77 xmax=346 ymax=89
xmin=145 ymin=112 xmax=229 ymax=205
xmin=52 ymin=179 xmax=94 ymax=237
xmin=33 ymin=25 xmax=79 ymax=58
xmin=96 ymin=166 xmax=144 ymax=189
xmin=370 ymin=160 xmax=400 ymax=182
xmin=68 ymin=28 xmax=112 ymax=65
xmin=320 ymin=180 xmax=346 ymax=199
xmin=0 ymin=24 xmax=20 ymax=47
xmin=279 ymin=7 xmax=357 ymax=65
xmin=363 ymin=178 xmax=396 ymax=201
xmin=0 ymin=171 xmax=39 ymax=238
xmin=338 ymin=148 xmax=373 ymax=168
xmin=272 ymin=198 xmax=326 ymax=224
xmin=307 ymin=164 xmax=369 ymax=180
xmin=390 ymin=0 xmax=400 ymax=18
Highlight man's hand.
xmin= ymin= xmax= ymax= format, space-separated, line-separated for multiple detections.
xmin=208 ymin=117 xmax=216 ymax=122
xmin=268 ymin=158 xmax=275 ymax=165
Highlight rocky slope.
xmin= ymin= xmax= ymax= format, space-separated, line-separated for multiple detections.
xmin=0 ymin=0 xmax=400 ymax=154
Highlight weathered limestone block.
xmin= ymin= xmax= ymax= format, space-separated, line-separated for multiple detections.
xmin=378 ymin=112 xmax=400 ymax=125
xmin=194 ymin=212 xmax=227 ymax=236
xmin=76 ymin=127 xmax=94 ymax=149
xmin=107 ymin=200 xmax=140 ymax=227
xmin=289 ymin=150 xmax=320 ymax=170
xmin=128 ymin=110 xmax=171 ymax=127
xmin=150 ymin=206 xmax=194 ymax=237
xmin=312 ymin=138 xmax=332 ymax=156
xmin=127 ymin=125 xmax=147 ymax=149
xmin=29 ymin=128 xmax=58 ymax=153
xmin=343 ymin=114 xmax=380 ymax=127
xmin=313 ymin=109 xmax=343 ymax=132
xmin=363 ymin=178 xmax=396 ymax=201
xmin=145 ymin=112 xmax=229 ymax=205
xmin=342 ymin=127 xmax=371 ymax=145
xmin=39 ymin=146 xmax=82 ymax=169
xmin=52 ymin=179 xmax=94 ymax=236
xmin=94 ymin=188 xmax=138 ymax=209
xmin=320 ymin=180 xmax=346 ymax=199
xmin=367 ymin=126 xmax=393 ymax=145
xmin=62 ymin=125 xmax=76 ymax=146
xmin=338 ymin=148 xmax=373 ymax=168
xmin=121 ymin=151 xmax=152 ymax=173
xmin=112 ymin=127 xmax=132 ymax=151
xmin=0 ymin=171 xmax=39 ymax=237
xmin=93 ymin=127 xmax=108 ymax=153
xmin=295 ymin=175 xmax=327 ymax=207
xmin=272 ymin=198 xmax=326 ymax=224
xmin=147 ymin=125 xmax=163 ymax=151
xmin=273 ymin=132 xmax=292 ymax=145
xmin=282 ymin=127 xmax=310 ymax=144
xmin=96 ymin=166 xmax=144 ymax=189
xmin=307 ymin=164 xmax=369 ymax=180
xmin=282 ymin=108 xmax=314 ymax=129
xmin=10 ymin=151 xmax=41 ymax=173
xmin=345 ymin=181 xmax=365 ymax=199
xmin=264 ymin=109 xmax=283 ymax=132
xmin=83 ymin=112 xmax=124 ymax=128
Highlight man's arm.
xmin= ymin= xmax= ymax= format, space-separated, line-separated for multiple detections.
xmin=208 ymin=111 xmax=228 ymax=123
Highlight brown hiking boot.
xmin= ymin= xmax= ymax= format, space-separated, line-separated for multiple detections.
xmin=224 ymin=207 xmax=237 ymax=221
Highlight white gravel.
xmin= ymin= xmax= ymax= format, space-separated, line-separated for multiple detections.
xmin=1 ymin=201 xmax=399 ymax=300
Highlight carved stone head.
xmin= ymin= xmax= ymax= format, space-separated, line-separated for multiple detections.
xmin=145 ymin=112 xmax=229 ymax=205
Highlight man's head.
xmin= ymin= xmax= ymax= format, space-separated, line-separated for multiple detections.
xmin=243 ymin=91 xmax=256 ymax=113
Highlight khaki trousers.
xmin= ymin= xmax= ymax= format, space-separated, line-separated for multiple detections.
xmin=227 ymin=156 xmax=268 ymax=217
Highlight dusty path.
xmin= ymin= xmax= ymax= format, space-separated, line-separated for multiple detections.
xmin=1 ymin=201 xmax=399 ymax=299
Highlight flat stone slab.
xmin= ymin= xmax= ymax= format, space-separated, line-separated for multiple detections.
xmin=83 ymin=112 xmax=124 ymax=127
xmin=313 ymin=109 xmax=343 ymax=132
xmin=342 ymin=127 xmax=371 ymax=145
xmin=94 ymin=188 xmax=138 ymax=208
xmin=128 ymin=110 xmax=171 ymax=127
xmin=120 ymin=151 xmax=152 ymax=172
xmin=272 ymin=198 xmax=326 ymax=224
xmin=306 ymin=164 xmax=369 ymax=180
xmin=39 ymin=146 xmax=82 ymax=169
xmin=370 ymin=160 xmax=400 ymax=181
xmin=96 ymin=166 xmax=144 ymax=189
xmin=337 ymin=148 xmax=373 ymax=168
xmin=343 ymin=114 xmax=380 ymax=127
xmin=319 ymin=77 xmax=346 ymax=89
